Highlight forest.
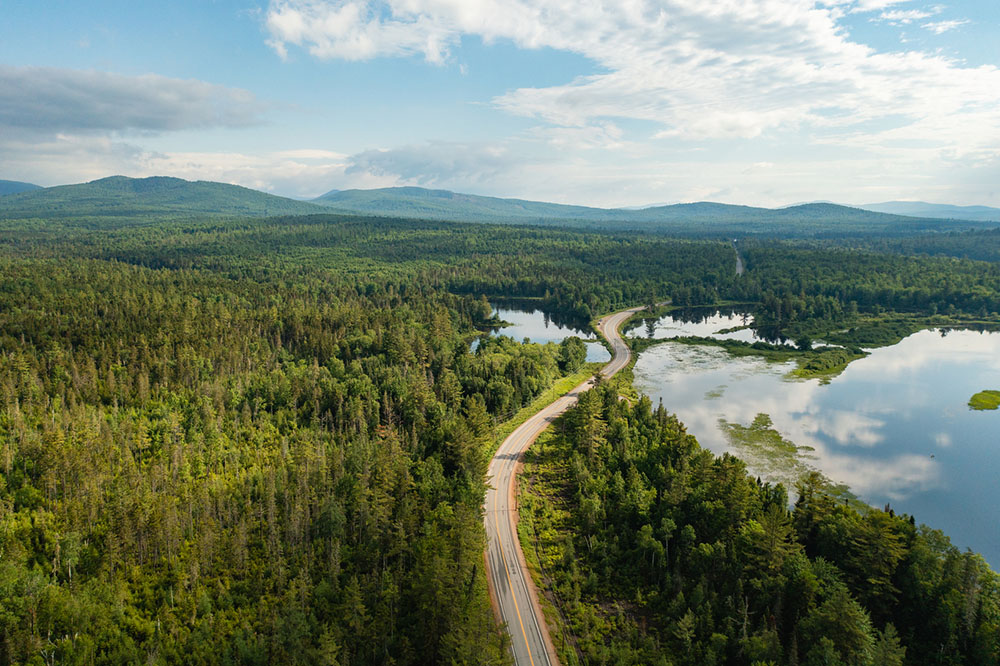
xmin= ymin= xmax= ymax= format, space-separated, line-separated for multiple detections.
xmin=519 ymin=384 xmax=1000 ymax=665
xmin=1 ymin=210 xmax=999 ymax=664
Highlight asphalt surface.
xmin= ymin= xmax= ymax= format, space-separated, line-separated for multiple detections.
xmin=484 ymin=306 xmax=646 ymax=666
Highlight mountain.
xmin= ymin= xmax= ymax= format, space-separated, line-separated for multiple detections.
xmin=3 ymin=177 xmax=989 ymax=238
xmin=0 ymin=176 xmax=326 ymax=221
xmin=313 ymin=186 xmax=974 ymax=237
xmin=860 ymin=201 xmax=1000 ymax=223
xmin=313 ymin=186 xmax=608 ymax=221
xmin=0 ymin=179 xmax=42 ymax=196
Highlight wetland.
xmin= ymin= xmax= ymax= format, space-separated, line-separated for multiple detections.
xmin=633 ymin=308 xmax=1000 ymax=566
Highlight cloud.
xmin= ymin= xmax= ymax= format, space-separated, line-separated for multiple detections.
xmin=344 ymin=141 xmax=530 ymax=186
xmin=847 ymin=0 xmax=912 ymax=12
xmin=0 ymin=65 xmax=264 ymax=134
xmin=878 ymin=8 xmax=934 ymax=23
xmin=922 ymin=19 xmax=970 ymax=34
xmin=266 ymin=0 xmax=460 ymax=63
xmin=0 ymin=65 xmax=277 ymax=191
xmin=0 ymin=132 xmax=358 ymax=198
xmin=265 ymin=1 xmax=1000 ymax=160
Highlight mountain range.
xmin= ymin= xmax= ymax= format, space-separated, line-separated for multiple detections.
xmin=859 ymin=201 xmax=1000 ymax=222
xmin=2 ymin=176 xmax=998 ymax=236
xmin=310 ymin=186 xmax=994 ymax=236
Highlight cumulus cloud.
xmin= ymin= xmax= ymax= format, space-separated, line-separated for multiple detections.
xmin=0 ymin=65 xmax=264 ymax=134
xmin=345 ymin=141 xmax=531 ymax=186
xmin=0 ymin=65 xmax=278 ymax=191
xmin=265 ymin=0 xmax=1000 ymax=159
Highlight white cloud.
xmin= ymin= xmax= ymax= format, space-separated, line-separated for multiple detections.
xmin=0 ymin=133 xmax=366 ymax=198
xmin=848 ymin=0 xmax=912 ymax=12
xmin=878 ymin=8 xmax=934 ymax=23
xmin=265 ymin=0 xmax=1000 ymax=167
xmin=0 ymin=65 xmax=264 ymax=134
xmin=922 ymin=19 xmax=970 ymax=34
xmin=344 ymin=141 xmax=531 ymax=186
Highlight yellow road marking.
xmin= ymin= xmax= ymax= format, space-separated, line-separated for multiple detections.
xmin=494 ymin=459 xmax=537 ymax=666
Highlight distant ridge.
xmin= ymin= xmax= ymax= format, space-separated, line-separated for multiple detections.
xmin=0 ymin=179 xmax=42 ymax=196
xmin=2 ymin=176 xmax=993 ymax=238
xmin=314 ymin=186 xmax=882 ymax=223
xmin=312 ymin=186 xmax=982 ymax=236
xmin=860 ymin=201 xmax=1000 ymax=223
xmin=0 ymin=175 xmax=325 ymax=220
xmin=313 ymin=186 xmax=606 ymax=221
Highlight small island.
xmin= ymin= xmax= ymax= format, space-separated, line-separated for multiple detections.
xmin=969 ymin=389 xmax=1000 ymax=410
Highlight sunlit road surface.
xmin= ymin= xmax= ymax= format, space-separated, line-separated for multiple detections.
xmin=484 ymin=306 xmax=646 ymax=666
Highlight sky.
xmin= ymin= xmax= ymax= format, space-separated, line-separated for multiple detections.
xmin=1 ymin=0 xmax=998 ymax=208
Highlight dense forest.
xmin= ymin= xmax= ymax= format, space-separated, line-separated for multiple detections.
xmin=823 ymin=228 xmax=1000 ymax=265
xmin=519 ymin=384 xmax=1000 ymax=665
xmin=1 ymin=209 xmax=1000 ymax=664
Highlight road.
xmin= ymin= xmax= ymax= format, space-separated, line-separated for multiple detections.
xmin=484 ymin=305 xmax=646 ymax=666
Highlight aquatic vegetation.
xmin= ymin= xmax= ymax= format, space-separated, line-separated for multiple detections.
xmin=720 ymin=413 xmax=864 ymax=507
xmin=969 ymin=389 xmax=1000 ymax=410
xmin=639 ymin=334 xmax=867 ymax=380
xmin=720 ymin=413 xmax=816 ymax=488
xmin=704 ymin=386 xmax=726 ymax=399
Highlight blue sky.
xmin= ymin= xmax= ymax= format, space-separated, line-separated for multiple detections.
xmin=1 ymin=0 xmax=998 ymax=207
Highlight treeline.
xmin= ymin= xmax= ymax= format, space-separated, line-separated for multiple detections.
xmin=736 ymin=241 xmax=1000 ymax=333
xmin=0 ymin=215 xmax=741 ymax=324
xmin=793 ymin=228 xmax=1000 ymax=265
xmin=521 ymin=385 xmax=1000 ymax=665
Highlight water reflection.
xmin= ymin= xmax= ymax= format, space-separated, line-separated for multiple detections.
xmin=634 ymin=323 xmax=1000 ymax=566
xmin=627 ymin=306 xmax=785 ymax=344
xmin=475 ymin=303 xmax=611 ymax=363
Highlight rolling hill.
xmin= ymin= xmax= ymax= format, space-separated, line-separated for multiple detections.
xmin=3 ymin=177 xmax=992 ymax=239
xmin=861 ymin=201 xmax=1000 ymax=223
xmin=313 ymin=186 xmax=979 ymax=237
xmin=0 ymin=176 xmax=326 ymax=221
xmin=313 ymin=186 xmax=608 ymax=221
xmin=0 ymin=179 xmax=41 ymax=196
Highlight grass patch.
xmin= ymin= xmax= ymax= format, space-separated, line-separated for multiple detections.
xmin=969 ymin=390 xmax=1000 ymax=411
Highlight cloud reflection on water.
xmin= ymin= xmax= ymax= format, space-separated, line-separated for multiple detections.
xmin=634 ymin=323 xmax=1000 ymax=518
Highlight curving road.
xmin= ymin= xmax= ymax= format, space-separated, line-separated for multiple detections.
xmin=484 ymin=305 xmax=647 ymax=666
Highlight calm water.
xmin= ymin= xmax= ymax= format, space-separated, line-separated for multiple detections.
xmin=633 ymin=310 xmax=1000 ymax=566
xmin=478 ymin=305 xmax=611 ymax=363
xmin=626 ymin=306 xmax=769 ymax=343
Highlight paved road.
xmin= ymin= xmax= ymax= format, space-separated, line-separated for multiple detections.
xmin=484 ymin=305 xmax=646 ymax=666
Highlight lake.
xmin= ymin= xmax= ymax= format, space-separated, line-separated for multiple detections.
xmin=477 ymin=304 xmax=612 ymax=363
xmin=633 ymin=308 xmax=1000 ymax=566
